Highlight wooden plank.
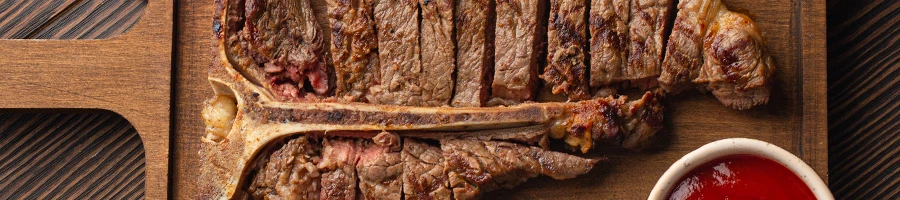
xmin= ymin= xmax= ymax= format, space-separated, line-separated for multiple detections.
xmin=0 ymin=0 xmax=172 ymax=199
xmin=826 ymin=0 xmax=900 ymax=199
xmin=173 ymin=0 xmax=826 ymax=199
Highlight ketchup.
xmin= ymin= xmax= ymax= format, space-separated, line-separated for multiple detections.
xmin=668 ymin=154 xmax=816 ymax=200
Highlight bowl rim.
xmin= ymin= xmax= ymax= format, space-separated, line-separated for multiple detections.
xmin=647 ymin=138 xmax=834 ymax=200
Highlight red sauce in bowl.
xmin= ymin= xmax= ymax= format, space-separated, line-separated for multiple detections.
xmin=668 ymin=154 xmax=816 ymax=200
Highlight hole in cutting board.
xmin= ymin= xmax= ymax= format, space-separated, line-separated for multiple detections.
xmin=0 ymin=0 xmax=147 ymax=39
xmin=0 ymin=109 xmax=145 ymax=199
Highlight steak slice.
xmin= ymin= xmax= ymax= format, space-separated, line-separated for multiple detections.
xmin=317 ymin=138 xmax=359 ymax=199
xmin=543 ymin=0 xmax=591 ymax=100
xmin=357 ymin=134 xmax=403 ymax=199
xmin=327 ymin=0 xmax=380 ymax=101
xmin=442 ymin=139 xmax=600 ymax=199
xmin=452 ymin=0 xmax=495 ymax=107
xmin=241 ymin=0 xmax=331 ymax=101
xmin=369 ymin=0 xmax=428 ymax=106
xmin=419 ymin=0 xmax=457 ymax=106
xmin=589 ymin=0 xmax=630 ymax=86
xmin=491 ymin=0 xmax=548 ymax=104
xmin=695 ymin=8 xmax=774 ymax=110
xmin=658 ymin=0 xmax=712 ymax=93
xmin=402 ymin=139 xmax=452 ymax=200
xmin=247 ymin=136 xmax=321 ymax=200
xmin=625 ymin=0 xmax=673 ymax=82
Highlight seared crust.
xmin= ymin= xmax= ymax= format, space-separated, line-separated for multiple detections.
xmin=589 ymin=0 xmax=630 ymax=86
xmin=543 ymin=0 xmax=591 ymax=100
xmin=695 ymin=9 xmax=773 ymax=110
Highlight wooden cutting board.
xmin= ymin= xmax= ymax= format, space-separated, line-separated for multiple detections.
xmin=170 ymin=0 xmax=827 ymax=199
xmin=0 ymin=0 xmax=172 ymax=199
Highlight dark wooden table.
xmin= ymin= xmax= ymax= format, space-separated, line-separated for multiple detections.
xmin=0 ymin=0 xmax=895 ymax=199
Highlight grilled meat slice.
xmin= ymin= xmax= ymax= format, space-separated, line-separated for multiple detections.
xmin=369 ymin=0 xmax=428 ymax=106
xmin=402 ymin=139 xmax=452 ymax=200
xmin=620 ymin=91 xmax=664 ymax=149
xmin=418 ymin=0 xmax=457 ymax=106
xmin=442 ymin=139 xmax=600 ymax=199
xmin=246 ymin=136 xmax=321 ymax=200
xmin=241 ymin=0 xmax=331 ymax=101
xmin=356 ymin=138 xmax=403 ymax=199
xmin=543 ymin=0 xmax=591 ymax=100
xmin=626 ymin=0 xmax=673 ymax=82
xmin=327 ymin=0 xmax=380 ymax=102
xmin=491 ymin=0 xmax=548 ymax=104
xmin=452 ymin=0 xmax=495 ymax=107
xmin=317 ymin=138 xmax=360 ymax=199
xmin=658 ymin=0 xmax=713 ymax=93
xmin=695 ymin=8 xmax=774 ymax=110
xmin=589 ymin=0 xmax=630 ymax=86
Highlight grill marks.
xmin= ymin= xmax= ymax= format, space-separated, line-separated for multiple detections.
xmin=589 ymin=0 xmax=630 ymax=86
xmin=625 ymin=0 xmax=673 ymax=82
xmin=543 ymin=0 xmax=591 ymax=100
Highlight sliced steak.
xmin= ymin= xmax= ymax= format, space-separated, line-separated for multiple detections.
xmin=357 ymin=138 xmax=403 ymax=199
xmin=452 ymin=0 xmax=495 ymax=107
xmin=402 ymin=139 xmax=452 ymax=200
xmin=620 ymin=91 xmax=664 ymax=149
xmin=625 ymin=0 xmax=673 ymax=82
xmin=589 ymin=0 xmax=630 ymax=86
xmin=317 ymin=138 xmax=359 ymax=199
xmin=543 ymin=0 xmax=591 ymax=100
xmin=491 ymin=0 xmax=548 ymax=104
xmin=419 ymin=0 xmax=457 ymax=106
xmin=695 ymin=9 xmax=774 ymax=110
xmin=327 ymin=0 xmax=380 ymax=101
xmin=247 ymin=136 xmax=321 ymax=200
xmin=442 ymin=139 xmax=600 ymax=199
xmin=369 ymin=0 xmax=429 ymax=106
xmin=658 ymin=0 xmax=710 ymax=93
xmin=241 ymin=0 xmax=331 ymax=101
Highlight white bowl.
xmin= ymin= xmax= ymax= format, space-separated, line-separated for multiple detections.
xmin=647 ymin=138 xmax=834 ymax=200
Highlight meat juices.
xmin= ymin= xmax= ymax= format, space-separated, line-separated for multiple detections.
xmin=241 ymin=0 xmax=331 ymax=101
xmin=402 ymin=139 xmax=452 ymax=199
xmin=695 ymin=9 xmax=774 ymax=110
xmin=327 ymin=0 xmax=380 ymax=102
xmin=543 ymin=0 xmax=591 ymax=100
xmin=589 ymin=0 xmax=630 ymax=86
xmin=491 ymin=0 xmax=548 ymax=104
xmin=626 ymin=0 xmax=673 ymax=83
xmin=453 ymin=0 xmax=495 ymax=107
xmin=658 ymin=0 xmax=712 ymax=93
xmin=247 ymin=137 xmax=321 ymax=200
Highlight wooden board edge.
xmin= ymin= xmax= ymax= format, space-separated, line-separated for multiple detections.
xmin=799 ymin=0 xmax=829 ymax=183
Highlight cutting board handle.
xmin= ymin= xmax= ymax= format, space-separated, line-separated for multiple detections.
xmin=0 ymin=0 xmax=172 ymax=199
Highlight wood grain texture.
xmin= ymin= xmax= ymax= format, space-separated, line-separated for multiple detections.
xmin=0 ymin=0 xmax=146 ymax=39
xmin=0 ymin=111 xmax=145 ymax=199
xmin=827 ymin=0 xmax=900 ymax=199
xmin=0 ymin=0 xmax=170 ymax=199
xmin=173 ymin=0 xmax=826 ymax=199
